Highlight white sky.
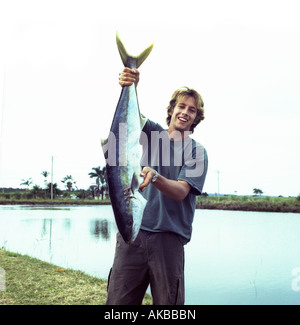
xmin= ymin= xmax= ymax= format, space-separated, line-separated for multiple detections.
xmin=0 ymin=0 xmax=299 ymax=196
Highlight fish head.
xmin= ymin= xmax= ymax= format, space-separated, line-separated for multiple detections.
xmin=118 ymin=190 xmax=147 ymax=244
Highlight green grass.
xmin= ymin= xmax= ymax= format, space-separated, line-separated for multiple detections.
xmin=196 ymin=195 xmax=300 ymax=213
xmin=0 ymin=249 xmax=152 ymax=305
xmin=0 ymin=198 xmax=111 ymax=205
xmin=1 ymin=195 xmax=300 ymax=213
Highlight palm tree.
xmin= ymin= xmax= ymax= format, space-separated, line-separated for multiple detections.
xmin=41 ymin=171 xmax=49 ymax=182
xmin=31 ymin=185 xmax=43 ymax=199
xmin=41 ymin=171 xmax=49 ymax=198
xmin=61 ymin=175 xmax=76 ymax=192
xmin=89 ymin=166 xmax=107 ymax=200
xmin=253 ymin=188 xmax=263 ymax=196
xmin=20 ymin=178 xmax=33 ymax=190
xmin=46 ymin=182 xmax=61 ymax=198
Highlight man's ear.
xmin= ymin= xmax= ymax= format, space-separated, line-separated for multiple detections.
xmin=168 ymin=108 xmax=174 ymax=116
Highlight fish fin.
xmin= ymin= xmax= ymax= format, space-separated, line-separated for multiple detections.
xmin=140 ymin=115 xmax=148 ymax=129
xmin=116 ymin=31 xmax=154 ymax=68
xmin=116 ymin=31 xmax=129 ymax=67
xmin=130 ymin=190 xmax=147 ymax=244
xmin=101 ymin=137 xmax=107 ymax=146
xmin=136 ymin=42 xmax=154 ymax=69
xmin=101 ymin=137 xmax=108 ymax=153
xmin=101 ymin=137 xmax=109 ymax=161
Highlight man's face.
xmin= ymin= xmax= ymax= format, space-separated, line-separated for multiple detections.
xmin=168 ymin=96 xmax=197 ymax=134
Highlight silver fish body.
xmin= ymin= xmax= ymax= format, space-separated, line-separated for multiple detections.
xmin=102 ymin=33 xmax=154 ymax=244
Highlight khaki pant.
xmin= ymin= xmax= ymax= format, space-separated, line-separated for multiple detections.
xmin=106 ymin=230 xmax=185 ymax=305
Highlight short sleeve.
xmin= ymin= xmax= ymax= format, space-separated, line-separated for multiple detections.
xmin=178 ymin=142 xmax=208 ymax=195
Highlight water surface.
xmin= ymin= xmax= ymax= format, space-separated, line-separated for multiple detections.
xmin=0 ymin=205 xmax=300 ymax=305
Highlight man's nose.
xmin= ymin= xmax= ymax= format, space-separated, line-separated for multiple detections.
xmin=182 ymin=107 xmax=189 ymax=116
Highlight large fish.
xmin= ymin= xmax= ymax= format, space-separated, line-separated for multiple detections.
xmin=102 ymin=33 xmax=154 ymax=244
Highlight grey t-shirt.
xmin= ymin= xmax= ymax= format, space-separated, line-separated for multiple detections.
xmin=139 ymin=119 xmax=208 ymax=244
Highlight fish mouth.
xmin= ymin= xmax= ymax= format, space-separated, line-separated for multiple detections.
xmin=123 ymin=187 xmax=136 ymax=200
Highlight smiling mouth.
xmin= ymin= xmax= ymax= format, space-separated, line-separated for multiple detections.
xmin=178 ymin=117 xmax=188 ymax=122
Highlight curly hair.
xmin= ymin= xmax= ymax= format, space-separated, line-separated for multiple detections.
xmin=166 ymin=87 xmax=204 ymax=133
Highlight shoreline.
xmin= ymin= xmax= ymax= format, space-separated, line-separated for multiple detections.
xmin=0 ymin=199 xmax=111 ymax=206
xmin=196 ymin=195 xmax=300 ymax=213
xmin=0 ymin=249 xmax=152 ymax=305
xmin=0 ymin=196 xmax=300 ymax=213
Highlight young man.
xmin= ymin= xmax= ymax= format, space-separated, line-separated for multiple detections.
xmin=106 ymin=68 xmax=208 ymax=305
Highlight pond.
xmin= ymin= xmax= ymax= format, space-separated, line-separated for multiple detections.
xmin=0 ymin=205 xmax=300 ymax=305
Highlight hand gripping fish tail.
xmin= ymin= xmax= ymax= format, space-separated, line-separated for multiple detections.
xmin=101 ymin=32 xmax=154 ymax=244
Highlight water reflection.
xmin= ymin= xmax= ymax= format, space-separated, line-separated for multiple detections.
xmin=19 ymin=206 xmax=71 ymax=211
xmin=90 ymin=219 xmax=110 ymax=240
xmin=0 ymin=205 xmax=117 ymax=280
xmin=41 ymin=219 xmax=52 ymax=250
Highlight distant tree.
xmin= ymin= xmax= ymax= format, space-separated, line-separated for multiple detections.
xmin=89 ymin=185 xmax=97 ymax=199
xmin=89 ymin=166 xmax=107 ymax=200
xmin=46 ymin=182 xmax=61 ymax=198
xmin=76 ymin=190 xmax=89 ymax=200
xmin=253 ymin=188 xmax=263 ymax=196
xmin=41 ymin=171 xmax=50 ymax=198
xmin=20 ymin=178 xmax=33 ymax=190
xmin=41 ymin=171 xmax=49 ymax=183
xmin=31 ymin=185 xmax=43 ymax=199
xmin=61 ymin=175 xmax=77 ymax=192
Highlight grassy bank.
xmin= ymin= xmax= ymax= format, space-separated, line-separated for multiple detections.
xmin=0 ymin=198 xmax=111 ymax=206
xmin=1 ymin=195 xmax=300 ymax=213
xmin=196 ymin=195 xmax=300 ymax=213
xmin=0 ymin=249 xmax=152 ymax=305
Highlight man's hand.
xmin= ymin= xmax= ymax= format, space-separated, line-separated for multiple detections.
xmin=139 ymin=166 xmax=191 ymax=201
xmin=139 ymin=167 xmax=156 ymax=192
xmin=119 ymin=67 xmax=140 ymax=87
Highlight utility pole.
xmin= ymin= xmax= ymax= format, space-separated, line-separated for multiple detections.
xmin=217 ymin=170 xmax=220 ymax=197
xmin=51 ymin=156 xmax=53 ymax=200
xmin=0 ymin=72 xmax=6 ymax=191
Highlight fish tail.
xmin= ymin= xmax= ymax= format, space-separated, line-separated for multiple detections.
xmin=116 ymin=31 xmax=154 ymax=68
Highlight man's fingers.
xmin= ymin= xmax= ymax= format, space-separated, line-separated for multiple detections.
xmin=119 ymin=68 xmax=139 ymax=87
xmin=139 ymin=168 xmax=154 ymax=192
xmin=119 ymin=74 xmax=135 ymax=82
